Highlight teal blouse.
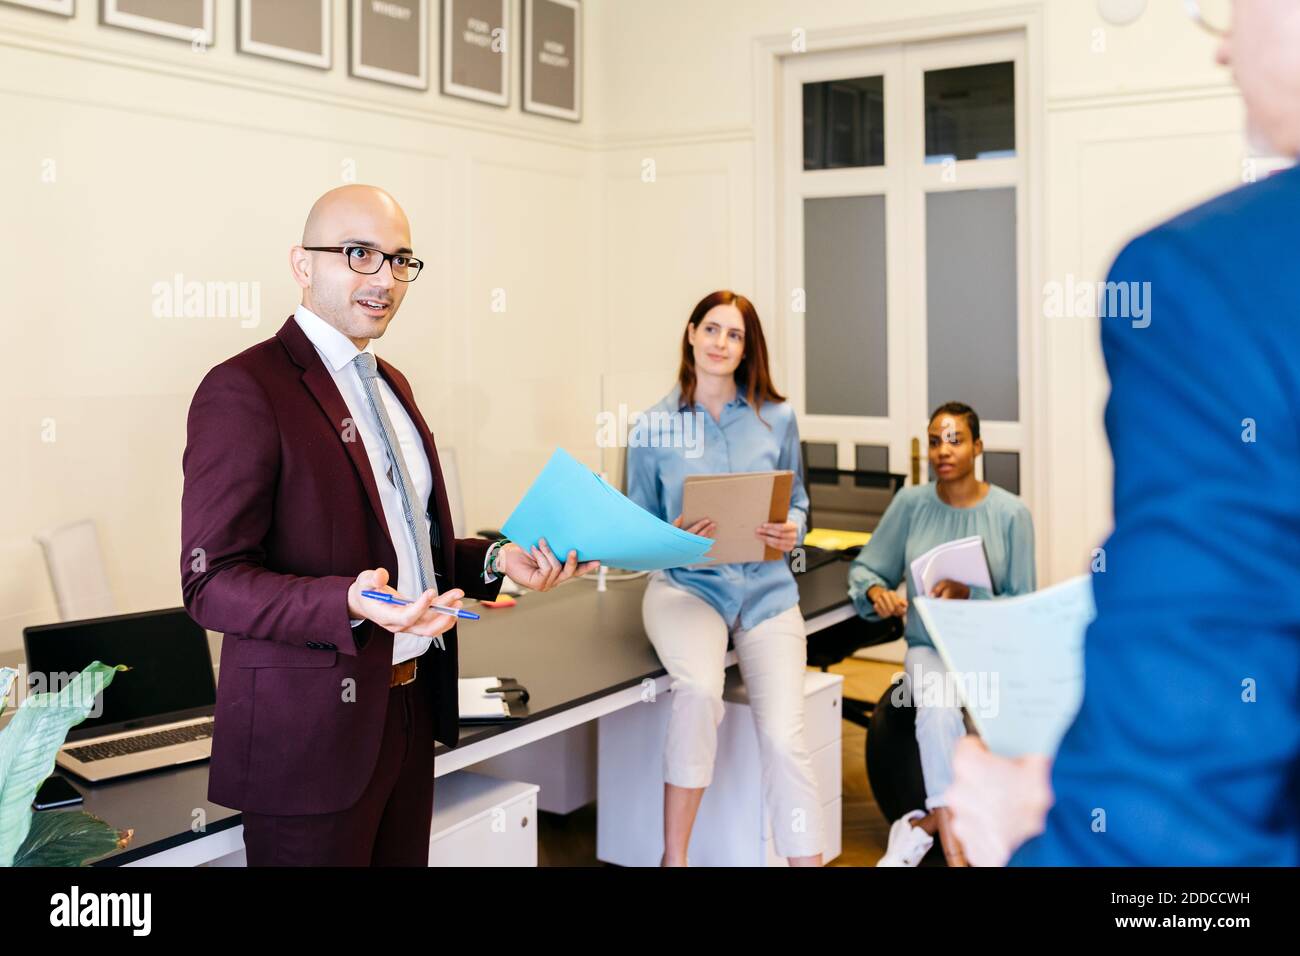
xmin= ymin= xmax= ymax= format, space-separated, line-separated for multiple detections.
xmin=847 ymin=482 xmax=1036 ymax=648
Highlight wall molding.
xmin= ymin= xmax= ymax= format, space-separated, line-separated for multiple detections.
xmin=0 ymin=80 xmax=466 ymax=166
xmin=0 ymin=12 xmax=1238 ymax=156
xmin=596 ymin=127 xmax=756 ymax=151
xmin=1047 ymin=80 xmax=1239 ymax=113
xmin=0 ymin=20 xmax=596 ymax=151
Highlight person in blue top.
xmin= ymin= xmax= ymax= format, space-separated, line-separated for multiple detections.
xmin=626 ymin=290 xmax=823 ymax=867
xmin=946 ymin=0 xmax=1300 ymax=867
xmin=848 ymin=402 xmax=1035 ymax=866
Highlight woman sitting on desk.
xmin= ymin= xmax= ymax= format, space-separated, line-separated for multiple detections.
xmin=849 ymin=402 xmax=1035 ymax=867
xmin=626 ymin=290 xmax=823 ymax=867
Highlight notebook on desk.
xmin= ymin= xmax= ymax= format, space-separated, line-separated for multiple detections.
xmin=458 ymin=677 xmax=529 ymax=724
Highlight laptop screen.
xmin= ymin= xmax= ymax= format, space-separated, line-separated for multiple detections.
xmin=23 ymin=608 xmax=216 ymax=739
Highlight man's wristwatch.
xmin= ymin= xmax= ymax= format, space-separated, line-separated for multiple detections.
xmin=484 ymin=538 xmax=512 ymax=579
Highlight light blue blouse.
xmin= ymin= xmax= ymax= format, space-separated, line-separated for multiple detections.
xmin=626 ymin=385 xmax=809 ymax=631
xmin=847 ymin=482 xmax=1036 ymax=648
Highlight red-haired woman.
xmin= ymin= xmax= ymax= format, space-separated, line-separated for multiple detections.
xmin=626 ymin=290 xmax=823 ymax=867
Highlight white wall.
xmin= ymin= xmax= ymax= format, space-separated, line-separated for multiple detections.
xmin=0 ymin=0 xmax=1254 ymax=650
xmin=587 ymin=0 xmax=1248 ymax=585
xmin=0 ymin=0 xmax=602 ymax=648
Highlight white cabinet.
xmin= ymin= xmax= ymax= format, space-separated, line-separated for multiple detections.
xmin=597 ymin=670 xmax=843 ymax=866
xmin=428 ymin=771 xmax=539 ymax=867
xmin=469 ymin=722 xmax=597 ymax=815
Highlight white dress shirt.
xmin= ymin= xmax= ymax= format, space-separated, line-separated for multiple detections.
xmin=294 ymin=304 xmax=436 ymax=665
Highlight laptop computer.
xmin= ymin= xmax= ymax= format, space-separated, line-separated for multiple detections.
xmin=23 ymin=608 xmax=217 ymax=783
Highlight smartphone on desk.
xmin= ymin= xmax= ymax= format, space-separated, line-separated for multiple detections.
xmin=33 ymin=775 xmax=84 ymax=810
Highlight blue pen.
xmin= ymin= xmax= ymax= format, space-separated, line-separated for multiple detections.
xmin=361 ymin=589 xmax=481 ymax=620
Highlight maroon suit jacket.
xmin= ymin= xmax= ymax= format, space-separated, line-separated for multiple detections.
xmin=180 ymin=316 xmax=501 ymax=815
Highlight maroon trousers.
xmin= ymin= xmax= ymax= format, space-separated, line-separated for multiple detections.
xmin=240 ymin=675 xmax=435 ymax=866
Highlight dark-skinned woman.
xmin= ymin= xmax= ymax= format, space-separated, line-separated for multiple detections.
xmin=848 ymin=402 xmax=1035 ymax=867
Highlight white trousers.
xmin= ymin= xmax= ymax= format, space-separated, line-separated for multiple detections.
xmin=641 ymin=573 xmax=824 ymax=859
xmin=904 ymin=644 xmax=967 ymax=811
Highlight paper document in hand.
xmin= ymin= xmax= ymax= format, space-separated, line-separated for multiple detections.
xmin=909 ymin=535 xmax=992 ymax=596
xmin=912 ymin=575 xmax=1095 ymax=758
xmin=501 ymin=448 xmax=714 ymax=571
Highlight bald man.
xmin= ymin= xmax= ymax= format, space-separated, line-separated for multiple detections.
xmin=946 ymin=0 xmax=1300 ymax=866
xmin=181 ymin=185 xmax=596 ymax=865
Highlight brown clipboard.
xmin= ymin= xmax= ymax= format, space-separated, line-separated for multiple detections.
xmin=680 ymin=470 xmax=794 ymax=564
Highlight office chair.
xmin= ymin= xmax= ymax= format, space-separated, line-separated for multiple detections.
xmin=34 ymin=519 xmax=116 ymax=621
xmin=439 ymin=446 xmax=467 ymax=539
xmin=865 ymin=676 xmax=929 ymax=824
xmin=438 ymin=445 xmax=508 ymax=542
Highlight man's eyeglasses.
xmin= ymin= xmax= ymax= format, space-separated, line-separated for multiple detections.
xmin=1185 ymin=0 xmax=1231 ymax=37
xmin=302 ymin=244 xmax=424 ymax=282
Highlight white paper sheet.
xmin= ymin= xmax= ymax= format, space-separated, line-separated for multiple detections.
xmin=912 ymin=575 xmax=1095 ymax=757
xmin=909 ymin=535 xmax=993 ymax=597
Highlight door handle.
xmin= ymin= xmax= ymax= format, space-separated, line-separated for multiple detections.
xmin=911 ymin=436 xmax=921 ymax=484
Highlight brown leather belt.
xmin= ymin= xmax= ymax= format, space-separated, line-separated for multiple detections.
xmin=390 ymin=658 xmax=418 ymax=688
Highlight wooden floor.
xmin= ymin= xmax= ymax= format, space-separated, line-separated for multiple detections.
xmin=537 ymin=657 xmax=911 ymax=867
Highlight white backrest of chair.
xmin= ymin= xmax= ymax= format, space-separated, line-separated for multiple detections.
xmin=439 ymin=447 xmax=466 ymax=540
xmin=34 ymin=519 xmax=116 ymax=621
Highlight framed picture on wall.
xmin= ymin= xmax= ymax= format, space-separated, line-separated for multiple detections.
xmin=238 ymin=0 xmax=331 ymax=70
xmin=349 ymin=0 xmax=428 ymax=90
xmin=522 ymin=0 xmax=580 ymax=121
xmin=100 ymin=0 xmax=214 ymax=46
xmin=1 ymin=0 xmax=75 ymax=16
xmin=442 ymin=0 xmax=509 ymax=106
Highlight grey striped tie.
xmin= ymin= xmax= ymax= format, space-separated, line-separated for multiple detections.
xmin=353 ymin=352 xmax=444 ymax=651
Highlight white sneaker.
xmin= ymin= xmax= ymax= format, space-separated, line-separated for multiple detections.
xmin=876 ymin=810 xmax=934 ymax=867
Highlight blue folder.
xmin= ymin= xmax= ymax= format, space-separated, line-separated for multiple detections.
xmin=501 ymin=448 xmax=714 ymax=571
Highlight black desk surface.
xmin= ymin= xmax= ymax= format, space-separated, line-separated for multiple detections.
xmin=0 ymin=554 xmax=855 ymax=865
xmin=450 ymin=550 xmax=857 ymax=754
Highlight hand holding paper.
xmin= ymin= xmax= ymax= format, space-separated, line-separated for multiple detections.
xmin=755 ymin=520 xmax=799 ymax=553
xmin=674 ymin=515 xmax=717 ymax=538
xmin=948 ymin=737 xmax=1054 ymax=866
xmin=909 ymin=535 xmax=992 ymax=598
xmin=679 ymin=470 xmax=794 ymax=564
xmin=494 ymin=537 xmax=598 ymax=592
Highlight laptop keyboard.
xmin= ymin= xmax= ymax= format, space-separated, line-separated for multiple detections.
xmin=65 ymin=720 xmax=214 ymax=763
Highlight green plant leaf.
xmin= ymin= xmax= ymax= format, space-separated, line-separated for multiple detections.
xmin=0 ymin=661 xmax=127 ymax=867
xmin=0 ymin=667 xmax=17 ymax=720
xmin=13 ymin=809 xmax=132 ymax=867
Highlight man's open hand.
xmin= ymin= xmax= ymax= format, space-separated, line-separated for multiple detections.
xmin=497 ymin=538 xmax=599 ymax=592
xmin=347 ymin=567 xmax=464 ymax=639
